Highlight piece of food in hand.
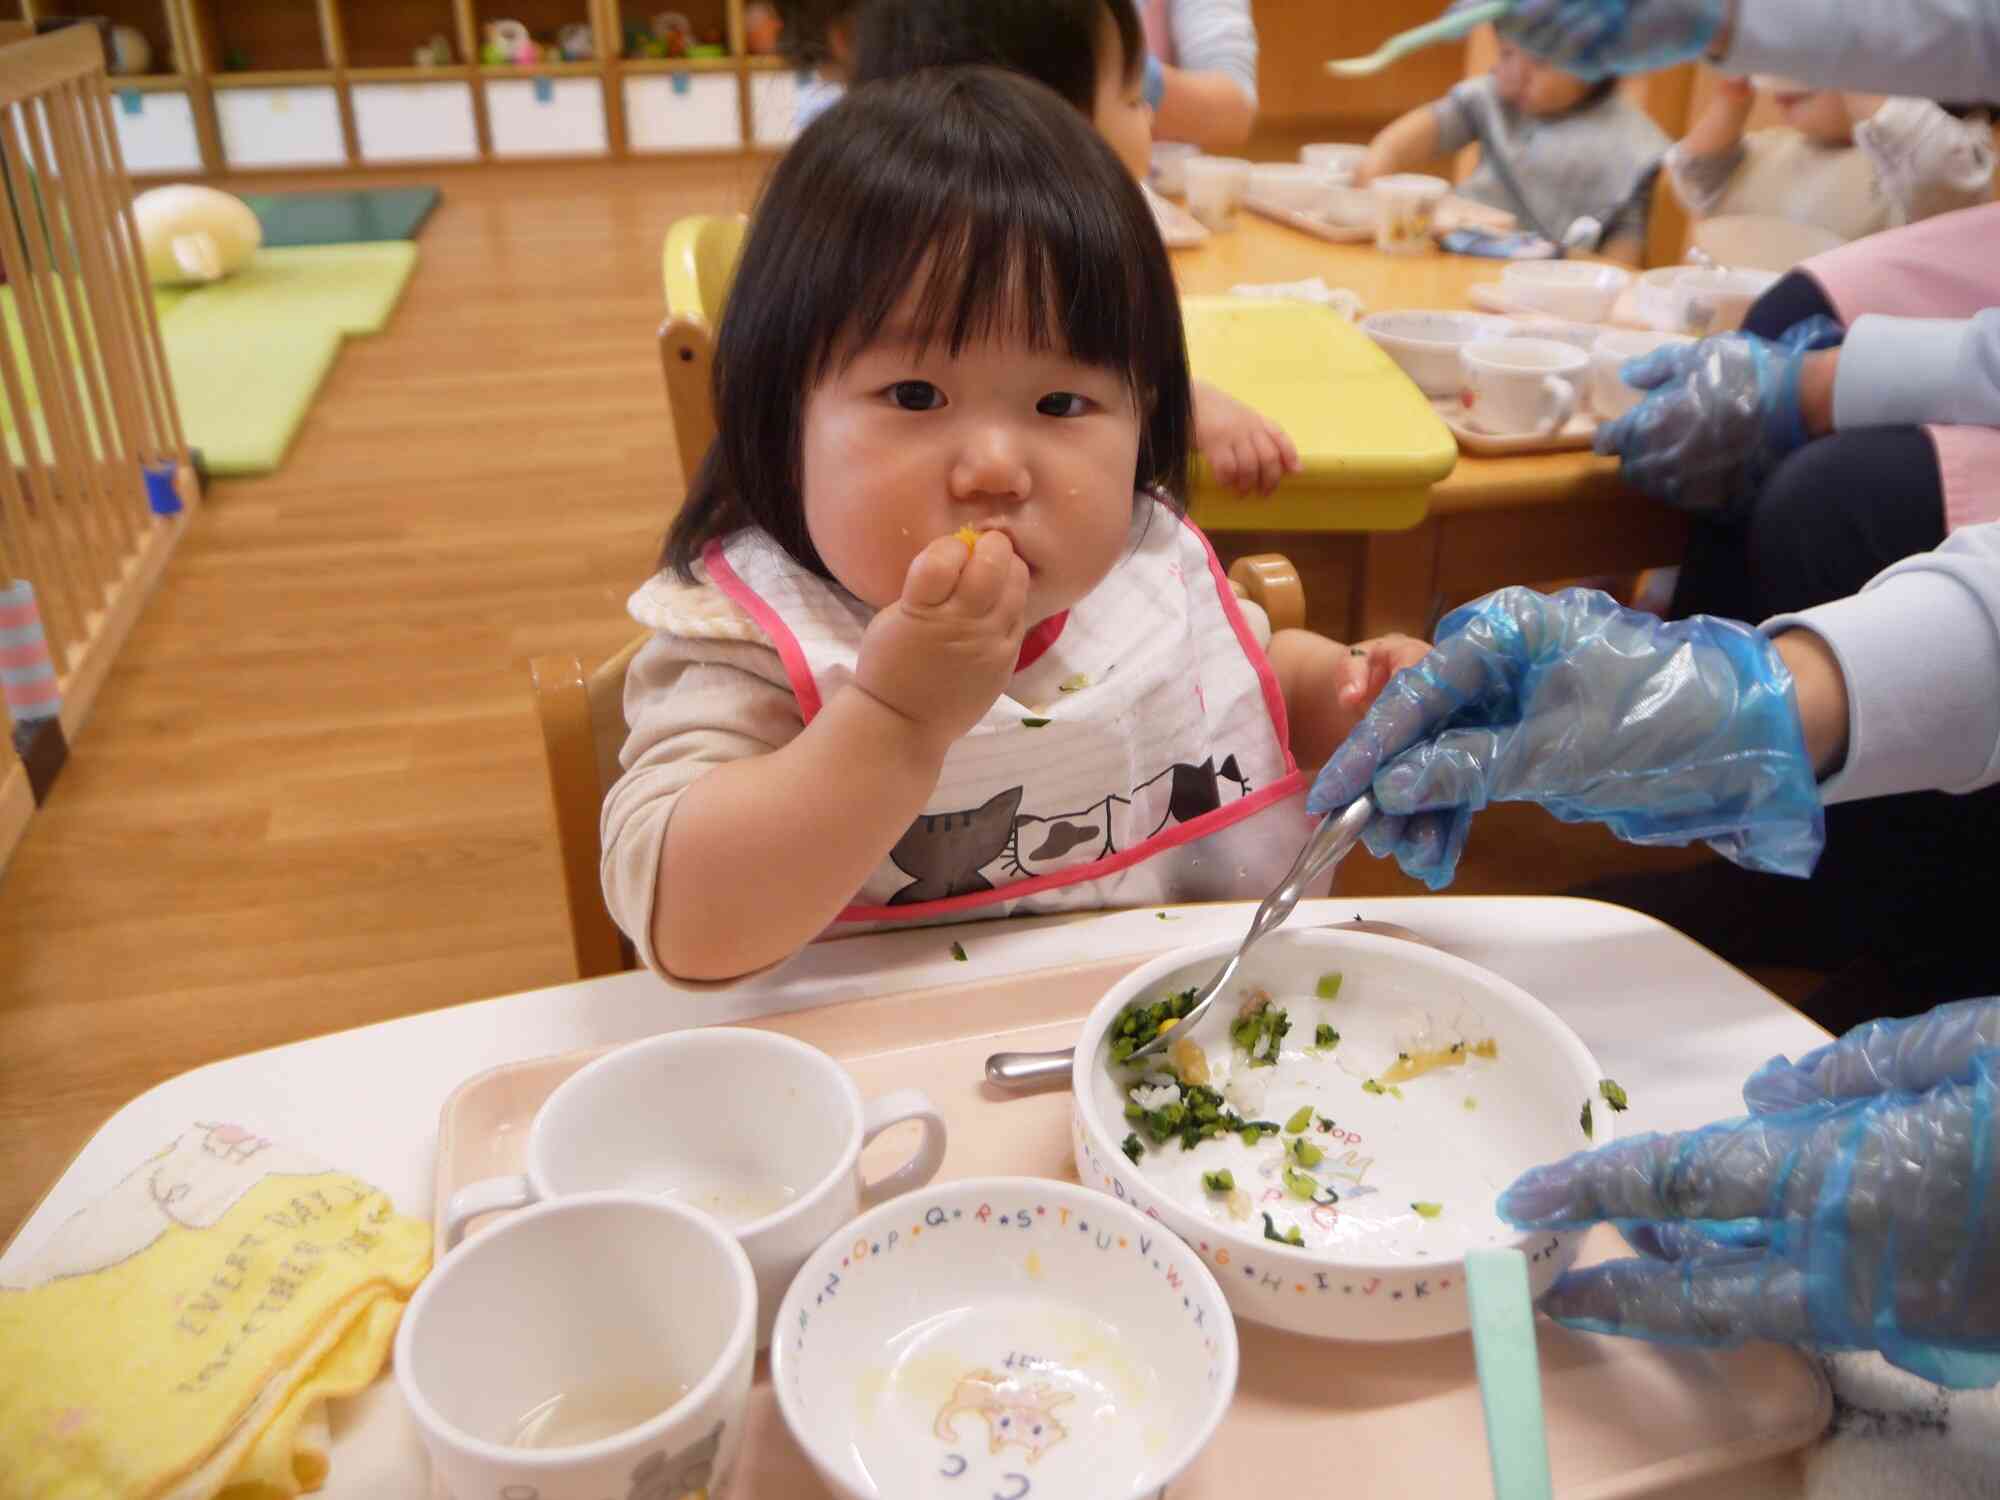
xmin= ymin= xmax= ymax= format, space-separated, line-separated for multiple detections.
xmin=953 ymin=525 xmax=980 ymax=553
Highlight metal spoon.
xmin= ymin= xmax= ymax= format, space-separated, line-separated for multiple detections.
xmin=984 ymin=795 xmax=1377 ymax=1092
xmin=1325 ymin=0 xmax=1513 ymax=77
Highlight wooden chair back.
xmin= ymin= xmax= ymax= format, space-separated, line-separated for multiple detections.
xmin=528 ymin=557 xmax=1307 ymax=980
xmin=657 ymin=214 xmax=748 ymax=489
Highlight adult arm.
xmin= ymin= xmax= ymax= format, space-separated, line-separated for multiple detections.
xmin=1152 ymin=0 xmax=1259 ymax=148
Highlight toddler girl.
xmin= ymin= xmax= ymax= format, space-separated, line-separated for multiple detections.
xmin=1666 ymin=76 xmax=1993 ymax=241
xmin=1362 ymin=40 xmax=1668 ymax=261
xmin=600 ymin=69 xmax=1426 ymax=981
xmin=850 ymin=0 xmax=1299 ymax=496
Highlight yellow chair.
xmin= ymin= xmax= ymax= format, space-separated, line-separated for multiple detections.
xmin=658 ymin=214 xmax=749 ymax=488
xmin=529 ymin=558 xmax=1308 ymax=980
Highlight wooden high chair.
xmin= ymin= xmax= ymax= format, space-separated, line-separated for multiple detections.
xmin=659 ymin=213 xmax=749 ymax=488
xmin=529 ymin=557 xmax=1310 ymax=980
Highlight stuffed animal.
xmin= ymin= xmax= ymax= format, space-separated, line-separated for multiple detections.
xmin=106 ymin=25 xmax=152 ymax=76
xmin=133 ymin=186 xmax=261 ymax=287
xmin=412 ymin=33 xmax=453 ymax=67
xmin=556 ymin=22 xmax=595 ymax=61
xmin=482 ymin=19 xmax=534 ymax=65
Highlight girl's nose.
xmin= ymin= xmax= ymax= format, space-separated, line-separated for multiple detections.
xmin=950 ymin=425 xmax=1032 ymax=503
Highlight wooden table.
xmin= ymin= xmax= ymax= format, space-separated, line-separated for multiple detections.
xmin=1174 ymin=217 xmax=1688 ymax=640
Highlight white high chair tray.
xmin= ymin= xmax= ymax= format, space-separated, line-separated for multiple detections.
xmin=2 ymin=898 xmax=1836 ymax=1499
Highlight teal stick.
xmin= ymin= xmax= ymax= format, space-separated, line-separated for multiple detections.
xmin=1466 ymin=1247 xmax=1556 ymax=1500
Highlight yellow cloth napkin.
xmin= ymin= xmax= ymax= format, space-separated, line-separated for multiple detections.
xmin=0 ymin=1123 xmax=431 ymax=1500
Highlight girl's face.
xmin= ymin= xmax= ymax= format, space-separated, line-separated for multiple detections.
xmin=1493 ymin=42 xmax=1593 ymax=116
xmin=1090 ymin=12 xmax=1153 ymax=182
xmin=801 ymin=297 xmax=1144 ymax=621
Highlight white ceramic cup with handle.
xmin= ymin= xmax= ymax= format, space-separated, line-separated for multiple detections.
xmin=442 ymin=1027 xmax=948 ymax=1348
xmin=1459 ymin=337 xmax=1587 ymax=436
xmin=398 ymin=1192 xmax=756 ymax=1500
xmin=1591 ymin=329 xmax=1693 ymax=418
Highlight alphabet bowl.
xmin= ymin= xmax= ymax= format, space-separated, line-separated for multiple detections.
xmin=1072 ymin=929 xmax=1610 ymax=1341
xmin=771 ymin=1176 xmax=1235 ymax=1500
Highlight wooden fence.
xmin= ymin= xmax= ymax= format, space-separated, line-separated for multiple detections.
xmin=0 ymin=21 xmax=195 ymax=873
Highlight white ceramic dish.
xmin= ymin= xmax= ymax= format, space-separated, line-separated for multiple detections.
xmin=1069 ymin=929 xmax=1609 ymax=1342
xmin=1299 ymin=141 xmax=1367 ymax=179
xmin=1361 ymin=309 xmax=1517 ymax=397
xmin=1148 ymin=140 xmax=1200 ymax=197
xmin=1591 ymin=329 xmax=1692 ymax=418
xmin=1248 ymin=162 xmax=1332 ymax=216
xmin=1501 ymin=260 xmax=1633 ymax=322
xmin=1632 ymin=266 xmax=1687 ymax=330
xmin=771 ymin=1176 xmax=1236 ymax=1500
xmin=1669 ymin=266 xmax=1780 ymax=335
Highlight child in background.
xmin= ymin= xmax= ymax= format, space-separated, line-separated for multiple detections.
xmin=1665 ymin=77 xmax=1994 ymax=241
xmin=774 ymin=0 xmax=860 ymax=128
xmin=849 ymin=0 xmax=1300 ymax=496
xmin=600 ymin=70 xmax=1427 ymax=981
xmin=1361 ymin=40 xmax=1668 ymax=262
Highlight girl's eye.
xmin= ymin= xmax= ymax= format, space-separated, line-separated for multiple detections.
xmin=1037 ymin=392 xmax=1091 ymax=417
xmin=889 ymin=380 xmax=944 ymax=411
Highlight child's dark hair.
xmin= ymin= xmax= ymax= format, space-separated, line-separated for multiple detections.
xmin=850 ymin=0 xmax=1143 ymax=117
xmin=662 ymin=67 xmax=1191 ymax=581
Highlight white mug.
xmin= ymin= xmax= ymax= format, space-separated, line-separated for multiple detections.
xmin=1459 ymin=337 xmax=1587 ymax=436
xmin=1591 ymin=329 xmax=1692 ymax=418
xmin=1149 ymin=141 xmax=1200 ymax=196
xmin=1371 ymin=173 xmax=1449 ymax=255
xmin=398 ymin=1193 xmax=756 ymax=1500
xmin=1183 ymin=155 xmax=1251 ymax=229
xmin=443 ymin=1027 xmax=948 ymax=1348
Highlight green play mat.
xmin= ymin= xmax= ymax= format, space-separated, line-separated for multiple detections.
xmin=3 ymin=242 xmax=418 ymax=476
xmin=240 ymin=187 xmax=441 ymax=247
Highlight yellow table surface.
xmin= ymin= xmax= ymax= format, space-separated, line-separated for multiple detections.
xmin=1182 ymin=295 xmax=1457 ymax=532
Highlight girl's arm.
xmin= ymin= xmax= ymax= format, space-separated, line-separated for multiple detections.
xmin=1266 ymin=629 xmax=1431 ymax=776
xmin=1664 ymin=78 xmax=1755 ymax=215
xmin=1360 ymin=104 xmax=1444 ymax=184
xmin=1193 ymin=380 xmax=1299 ymax=496
xmin=652 ymin=533 xmax=1030 ymax=980
xmin=1153 ymin=66 xmax=1257 ymax=149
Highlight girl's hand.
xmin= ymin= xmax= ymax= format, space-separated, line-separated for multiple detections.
xmin=1195 ymin=383 xmax=1301 ymax=496
xmin=853 ymin=529 xmax=1031 ymax=750
xmin=1328 ymin=634 xmax=1432 ymax=740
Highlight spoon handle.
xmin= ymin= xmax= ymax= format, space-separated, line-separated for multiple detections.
xmin=985 ymin=1047 xmax=1076 ymax=1091
xmin=1326 ymin=0 xmax=1513 ymax=74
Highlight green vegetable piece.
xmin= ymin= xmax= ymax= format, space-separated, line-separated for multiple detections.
xmin=1156 ymin=911 xmax=1179 ymax=921
xmin=1580 ymin=1099 xmax=1594 ymax=1140
xmin=1283 ymin=1165 xmax=1318 ymax=1200
xmin=1599 ymin=1078 xmax=1630 ymax=1112
xmin=1411 ymin=1201 xmax=1443 ymax=1219
xmin=1362 ymin=1079 xmax=1386 ymax=1096
xmin=1058 ymin=673 xmax=1090 ymax=693
xmin=1314 ymin=1024 xmax=1339 ymax=1048
xmin=1389 ymin=1085 xmax=1404 ymax=1100
xmin=1315 ymin=972 xmax=1344 ymax=1001
xmin=1284 ymin=1105 xmax=1314 ymax=1134
xmin=1201 ymin=1169 xmax=1235 ymax=1193
xmin=1463 ymin=1096 xmax=1478 ymax=1111
xmin=1020 ymin=717 xmax=1052 ymax=728
xmin=1121 ymin=1134 xmax=1144 ymax=1164
xmin=1289 ymin=1136 xmax=1324 ymax=1168
xmin=950 ymin=941 xmax=968 ymax=961
xmin=1262 ymin=1212 xmax=1305 ymax=1247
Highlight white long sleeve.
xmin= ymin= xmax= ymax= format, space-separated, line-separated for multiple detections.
xmin=1167 ymin=0 xmax=1258 ymax=105
xmin=1835 ymin=308 xmax=2000 ymax=433
xmin=1764 ymin=523 xmax=2000 ymax=805
xmin=1726 ymin=0 xmax=2000 ymax=99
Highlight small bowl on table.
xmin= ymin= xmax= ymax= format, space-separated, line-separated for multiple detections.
xmin=1070 ymin=927 xmax=1612 ymax=1342
xmin=1299 ymin=141 xmax=1368 ymax=180
xmin=1248 ymin=162 xmax=1334 ymax=217
xmin=1500 ymin=260 xmax=1633 ymax=323
xmin=772 ymin=1176 xmax=1236 ymax=1500
xmin=1362 ymin=310 xmax=1518 ymax=397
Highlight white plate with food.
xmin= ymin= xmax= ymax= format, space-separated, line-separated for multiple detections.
xmin=1070 ymin=928 xmax=1617 ymax=1341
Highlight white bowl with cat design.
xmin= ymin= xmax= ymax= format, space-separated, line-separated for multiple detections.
xmin=771 ymin=1176 xmax=1236 ymax=1500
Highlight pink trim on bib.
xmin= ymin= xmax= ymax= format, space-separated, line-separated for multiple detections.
xmin=1185 ymin=516 xmax=1298 ymax=775
xmin=703 ymin=538 xmax=824 ymax=722
xmin=835 ymin=768 xmax=1309 ymax=922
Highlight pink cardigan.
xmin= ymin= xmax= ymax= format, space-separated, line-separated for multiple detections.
xmin=1803 ymin=203 xmax=2000 ymax=531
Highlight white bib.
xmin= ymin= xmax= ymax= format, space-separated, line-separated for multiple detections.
xmin=701 ymin=499 xmax=1309 ymax=923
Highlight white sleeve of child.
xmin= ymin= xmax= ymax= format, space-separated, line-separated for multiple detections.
xmin=1763 ymin=521 xmax=2000 ymax=805
xmin=1167 ymin=0 xmax=1259 ymax=106
xmin=1854 ymin=99 xmax=1997 ymax=223
xmin=1727 ymin=0 xmax=2000 ymax=99
xmin=1663 ymin=138 xmax=1747 ymax=216
xmin=1834 ymin=308 xmax=2000 ymax=432
xmin=599 ymin=632 xmax=806 ymax=977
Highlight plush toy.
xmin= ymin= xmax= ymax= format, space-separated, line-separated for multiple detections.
xmin=412 ymin=33 xmax=453 ymax=67
xmin=482 ymin=19 xmax=534 ymax=65
xmin=133 ymin=186 xmax=261 ymax=287
xmin=106 ymin=25 xmax=152 ymax=76
xmin=556 ymin=22 xmax=595 ymax=61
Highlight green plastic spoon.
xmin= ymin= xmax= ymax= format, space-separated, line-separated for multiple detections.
xmin=1326 ymin=1 xmax=1514 ymax=76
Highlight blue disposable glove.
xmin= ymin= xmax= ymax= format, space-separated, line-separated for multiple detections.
xmin=1449 ymin=0 xmax=1725 ymax=79
xmin=1593 ymin=315 xmax=1846 ymax=517
xmin=1305 ymin=586 xmax=1824 ymax=889
xmin=1499 ymin=998 xmax=2000 ymax=1389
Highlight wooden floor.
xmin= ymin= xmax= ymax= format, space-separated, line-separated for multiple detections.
xmin=0 ymin=158 xmax=1729 ymax=1241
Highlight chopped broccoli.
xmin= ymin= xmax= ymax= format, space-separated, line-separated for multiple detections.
xmin=1108 ymin=985 xmax=1202 ymax=1063
xmin=1599 ymin=1078 xmax=1630 ymax=1112
xmin=1315 ymin=972 xmax=1344 ymax=1001
xmin=1284 ymin=1105 xmax=1314 ymax=1134
xmin=1314 ymin=1024 xmax=1339 ymax=1049
xmin=1362 ymin=1079 xmax=1386 ymax=1096
xmin=1201 ymin=1169 xmax=1235 ymax=1193
xmin=1283 ymin=1165 xmax=1318 ymax=1200
xmin=1288 ymin=1136 xmax=1324 ymax=1168
xmin=1411 ymin=1201 xmax=1443 ymax=1219
xmin=1121 ymin=1133 xmax=1144 ymax=1164
xmin=1020 ymin=717 xmax=1052 ymax=728
xmin=1262 ymin=1212 xmax=1305 ymax=1247
xmin=950 ymin=941 xmax=968 ymax=962
xmin=1580 ymin=1100 xmax=1594 ymax=1140
xmin=1230 ymin=1001 xmax=1292 ymax=1068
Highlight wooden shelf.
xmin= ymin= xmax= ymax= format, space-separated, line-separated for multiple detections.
xmin=617 ymin=54 xmax=738 ymax=74
xmin=113 ymin=72 xmax=198 ymax=91
xmin=477 ymin=59 xmax=605 ymax=78
xmin=209 ymin=68 xmax=338 ymax=88
xmin=346 ymin=64 xmax=473 ymax=82
xmin=743 ymin=54 xmax=789 ymax=71
xmin=190 ymin=0 xmax=334 ymax=74
xmin=337 ymin=0 xmax=461 ymax=70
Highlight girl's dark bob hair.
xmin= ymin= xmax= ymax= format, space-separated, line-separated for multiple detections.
xmin=850 ymin=0 xmax=1143 ymax=117
xmin=661 ymin=65 xmax=1191 ymax=581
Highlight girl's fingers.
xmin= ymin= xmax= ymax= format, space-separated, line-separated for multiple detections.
xmin=1251 ymin=430 xmax=1284 ymax=494
xmin=1211 ymin=440 xmax=1239 ymax=487
xmin=902 ymin=535 xmax=971 ymax=609
xmin=949 ymin=528 xmax=1016 ymax=614
xmin=1272 ymin=422 xmax=1301 ymax=474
